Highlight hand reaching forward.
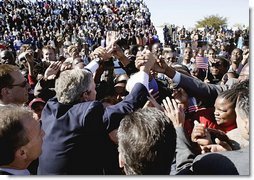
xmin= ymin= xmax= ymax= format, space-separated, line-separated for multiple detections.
xmin=90 ymin=46 xmax=112 ymax=61
xmin=191 ymin=121 xmax=212 ymax=146
xmin=136 ymin=49 xmax=156 ymax=74
xmin=44 ymin=61 xmax=62 ymax=80
xmin=106 ymin=31 xmax=120 ymax=54
xmin=143 ymin=90 xmax=163 ymax=111
xmin=201 ymin=138 xmax=232 ymax=154
xmin=162 ymin=97 xmax=185 ymax=127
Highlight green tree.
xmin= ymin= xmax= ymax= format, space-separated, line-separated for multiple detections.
xmin=196 ymin=15 xmax=227 ymax=30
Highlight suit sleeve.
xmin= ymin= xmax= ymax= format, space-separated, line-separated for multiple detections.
xmin=103 ymin=83 xmax=149 ymax=132
xmin=175 ymin=127 xmax=196 ymax=174
xmin=178 ymin=74 xmax=229 ymax=106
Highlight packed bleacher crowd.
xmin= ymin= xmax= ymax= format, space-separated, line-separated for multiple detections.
xmin=0 ymin=0 xmax=249 ymax=175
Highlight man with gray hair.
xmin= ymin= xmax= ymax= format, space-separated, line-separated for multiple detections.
xmin=118 ymin=107 xmax=176 ymax=175
xmin=38 ymin=49 xmax=155 ymax=174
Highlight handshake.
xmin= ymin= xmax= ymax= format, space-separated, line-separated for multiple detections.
xmin=135 ymin=49 xmax=170 ymax=75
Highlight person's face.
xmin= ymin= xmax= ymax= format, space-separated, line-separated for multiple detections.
xmin=42 ymin=49 xmax=56 ymax=62
xmin=152 ymin=44 xmax=161 ymax=56
xmin=230 ymin=49 xmax=242 ymax=64
xmin=22 ymin=114 xmax=45 ymax=162
xmin=124 ymin=49 xmax=130 ymax=57
xmin=164 ymin=52 xmax=176 ymax=65
xmin=70 ymin=48 xmax=79 ymax=58
xmin=183 ymin=48 xmax=192 ymax=60
xmin=0 ymin=51 xmax=15 ymax=65
xmin=220 ymin=45 xmax=226 ymax=51
xmin=209 ymin=59 xmax=224 ymax=76
xmin=214 ymin=97 xmax=236 ymax=127
xmin=8 ymin=71 xmax=29 ymax=104
xmin=208 ymin=50 xmax=216 ymax=61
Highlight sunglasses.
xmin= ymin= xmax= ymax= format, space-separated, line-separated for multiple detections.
xmin=211 ymin=62 xmax=221 ymax=67
xmin=9 ymin=80 xmax=28 ymax=88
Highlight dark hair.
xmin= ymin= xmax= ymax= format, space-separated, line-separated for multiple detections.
xmin=0 ymin=106 xmax=30 ymax=165
xmin=0 ymin=64 xmax=19 ymax=98
xmin=232 ymin=79 xmax=249 ymax=92
xmin=118 ymin=107 xmax=176 ymax=175
xmin=217 ymin=88 xmax=238 ymax=108
xmin=236 ymin=91 xmax=249 ymax=119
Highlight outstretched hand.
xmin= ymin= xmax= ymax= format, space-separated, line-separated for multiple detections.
xmin=44 ymin=61 xmax=62 ymax=80
xmin=153 ymin=57 xmax=168 ymax=73
xmin=90 ymin=46 xmax=112 ymax=61
xmin=143 ymin=90 xmax=163 ymax=111
xmin=106 ymin=31 xmax=120 ymax=54
xmin=201 ymin=138 xmax=232 ymax=154
xmin=191 ymin=121 xmax=212 ymax=146
xmin=162 ymin=97 xmax=185 ymax=127
xmin=135 ymin=49 xmax=156 ymax=74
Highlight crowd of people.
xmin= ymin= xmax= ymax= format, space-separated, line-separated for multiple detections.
xmin=0 ymin=0 xmax=249 ymax=175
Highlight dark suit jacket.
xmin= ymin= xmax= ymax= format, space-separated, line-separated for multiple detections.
xmin=175 ymin=127 xmax=249 ymax=175
xmin=178 ymin=74 xmax=230 ymax=107
xmin=38 ymin=83 xmax=149 ymax=175
xmin=192 ymin=147 xmax=249 ymax=175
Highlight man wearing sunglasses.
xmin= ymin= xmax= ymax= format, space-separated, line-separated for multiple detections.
xmin=0 ymin=64 xmax=30 ymax=106
xmin=0 ymin=50 xmax=16 ymax=65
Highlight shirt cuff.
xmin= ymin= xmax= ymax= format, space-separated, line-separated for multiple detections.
xmin=84 ymin=60 xmax=99 ymax=73
xmin=172 ymin=71 xmax=181 ymax=86
xmin=126 ymin=71 xmax=149 ymax=92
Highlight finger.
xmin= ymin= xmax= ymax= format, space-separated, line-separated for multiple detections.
xmin=147 ymin=96 xmax=153 ymax=101
xmin=166 ymin=96 xmax=174 ymax=111
xmin=162 ymin=99 xmax=170 ymax=112
xmin=201 ymin=146 xmax=210 ymax=154
xmin=151 ymin=90 xmax=159 ymax=97
xmin=148 ymin=89 xmax=153 ymax=94
xmin=215 ymin=138 xmax=230 ymax=149
xmin=171 ymin=98 xmax=179 ymax=111
xmin=196 ymin=139 xmax=209 ymax=145
xmin=49 ymin=61 xmax=57 ymax=68
xmin=194 ymin=120 xmax=199 ymax=126
xmin=153 ymin=94 xmax=159 ymax=100
xmin=143 ymin=100 xmax=150 ymax=109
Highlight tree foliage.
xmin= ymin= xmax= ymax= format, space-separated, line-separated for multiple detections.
xmin=196 ymin=15 xmax=227 ymax=30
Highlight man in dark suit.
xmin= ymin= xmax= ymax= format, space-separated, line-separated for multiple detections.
xmin=150 ymin=58 xmax=249 ymax=107
xmin=37 ymin=49 xmax=155 ymax=174
xmin=0 ymin=106 xmax=44 ymax=175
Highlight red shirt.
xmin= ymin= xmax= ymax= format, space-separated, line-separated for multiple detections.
xmin=184 ymin=107 xmax=218 ymax=138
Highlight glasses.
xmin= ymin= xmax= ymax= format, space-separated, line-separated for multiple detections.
xmin=211 ymin=62 xmax=221 ymax=67
xmin=9 ymin=80 xmax=28 ymax=88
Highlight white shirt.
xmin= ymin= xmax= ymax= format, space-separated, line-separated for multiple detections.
xmin=85 ymin=61 xmax=149 ymax=92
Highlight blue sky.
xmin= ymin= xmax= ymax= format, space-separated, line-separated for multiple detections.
xmin=143 ymin=0 xmax=249 ymax=29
